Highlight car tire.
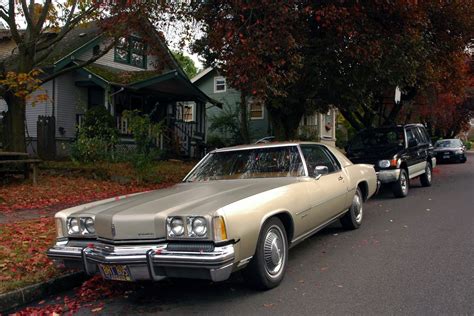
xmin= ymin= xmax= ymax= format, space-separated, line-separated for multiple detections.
xmin=340 ymin=187 xmax=363 ymax=230
xmin=243 ymin=217 xmax=288 ymax=290
xmin=392 ymin=169 xmax=409 ymax=198
xmin=461 ymin=156 xmax=467 ymax=163
xmin=419 ymin=163 xmax=432 ymax=187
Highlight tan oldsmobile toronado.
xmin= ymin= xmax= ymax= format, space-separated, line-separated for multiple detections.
xmin=48 ymin=142 xmax=378 ymax=290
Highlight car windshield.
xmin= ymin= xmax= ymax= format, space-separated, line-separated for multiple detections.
xmin=435 ymin=140 xmax=460 ymax=148
xmin=185 ymin=146 xmax=304 ymax=182
xmin=348 ymin=128 xmax=405 ymax=151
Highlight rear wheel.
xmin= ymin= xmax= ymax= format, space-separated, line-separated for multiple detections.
xmin=243 ymin=217 xmax=288 ymax=290
xmin=340 ymin=187 xmax=363 ymax=230
xmin=392 ymin=169 xmax=409 ymax=198
xmin=420 ymin=163 xmax=432 ymax=187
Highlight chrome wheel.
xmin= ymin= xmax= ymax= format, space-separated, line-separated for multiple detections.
xmin=353 ymin=191 xmax=363 ymax=224
xmin=426 ymin=165 xmax=432 ymax=183
xmin=263 ymin=225 xmax=286 ymax=278
xmin=400 ymin=172 xmax=408 ymax=195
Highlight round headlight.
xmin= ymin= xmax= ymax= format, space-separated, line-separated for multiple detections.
xmin=67 ymin=217 xmax=80 ymax=234
xmin=378 ymin=160 xmax=391 ymax=168
xmin=192 ymin=217 xmax=207 ymax=237
xmin=170 ymin=218 xmax=185 ymax=236
xmin=84 ymin=217 xmax=95 ymax=234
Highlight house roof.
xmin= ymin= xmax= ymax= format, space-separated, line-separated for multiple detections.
xmin=80 ymin=64 xmax=221 ymax=106
xmin=0 ymin=22 xmax=102 ymax=66
xmin=83 ymin=63 xmax=163 ymax=85
xmin=191 ymin=67 xmax=214 ymax=83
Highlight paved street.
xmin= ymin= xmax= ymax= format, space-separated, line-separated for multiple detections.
xmin=24 ymin=153 xmax=474 ymax=315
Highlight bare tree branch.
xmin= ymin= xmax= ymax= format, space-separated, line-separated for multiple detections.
xmin=35 ymin=5 xmax=96 ymax=52
xmin=20 ymin=0 xmax=34 ymax=31
xmin=34 ymin=0 xmax=52 ymax=35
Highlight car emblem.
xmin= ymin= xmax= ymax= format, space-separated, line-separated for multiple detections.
xmin=111 ymin=224 xmax=116 ymax=237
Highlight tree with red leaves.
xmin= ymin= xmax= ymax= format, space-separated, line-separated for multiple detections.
xmin=409 ymin=55 xmax=474 ymax=138
xmin=308 ymin=1 xmax=474 ymax=131
xmin=192 ymin=0 xmax=310 ymax=141
xmin=193 ymin=1 xmax=474 ymax=139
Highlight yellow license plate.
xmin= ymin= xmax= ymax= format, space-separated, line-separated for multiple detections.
xmin=98 ymin=264 xmax=132 ymax=281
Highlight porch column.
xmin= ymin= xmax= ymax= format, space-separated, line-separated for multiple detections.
xmin=104 ymin=85 xmax=114 ymax=116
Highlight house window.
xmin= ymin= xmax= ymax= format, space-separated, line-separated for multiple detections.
xmin=114 ymin=36 xmax=147 ymax=69
xmin=249 ymin=101 xmax=264 ymax=120
xmin=183 ymin=103 xmax=195 ymax=122
xmin=214 ymin=76 xmax=226 ymax=93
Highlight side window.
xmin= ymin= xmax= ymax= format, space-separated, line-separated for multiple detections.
xmin=322 ymin=148 xmax=341 ymax=171
xmin=414 ymin=127 xmax=427 ymax=144
xmin=406 ymin=128 xmax=416 ymax=145
xmin=301 ymin=145 xmax=338 ymax=176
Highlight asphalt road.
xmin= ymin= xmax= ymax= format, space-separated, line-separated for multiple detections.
xmin=23 ymin=152 xmax=474 ymax=315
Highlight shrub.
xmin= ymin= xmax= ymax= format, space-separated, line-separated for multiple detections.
xmin=122 ymin=110 xmax=164 ymax=155
xmin=71 ymin=106 xmax=118 ymax=163
xmin=464 ymin=141 xmax=472 ymax=150
xmin=208 ymin=105 xmax=241 ymax=146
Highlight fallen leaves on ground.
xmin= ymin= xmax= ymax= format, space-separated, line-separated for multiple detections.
xmin=0 ymin=175 xmax=172 ymax=215
xmin=0 ymin=218 xmax=58 ymax=293
xmin=13 ymin=275 xmax=137 ymax=315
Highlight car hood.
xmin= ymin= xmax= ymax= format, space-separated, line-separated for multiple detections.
xmin=347 ymin=146 xmax=402 ymax=164
xmin=60 ymin=178 xmax=300 ymax=241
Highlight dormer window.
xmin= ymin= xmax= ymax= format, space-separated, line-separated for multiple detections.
xmin=114 ymin=36 xmax=147 ymax=69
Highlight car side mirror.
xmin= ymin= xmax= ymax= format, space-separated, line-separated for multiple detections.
xmin=314 ymin=165 xmax=329 ymax=180
xmin=408 ymin=139 xmax=418 ymax=148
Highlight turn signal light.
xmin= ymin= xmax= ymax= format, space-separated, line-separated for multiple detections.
xmin=213 ymin=216 xmax=228 ymax=241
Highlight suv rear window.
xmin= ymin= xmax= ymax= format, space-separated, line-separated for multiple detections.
xmin=348 ymin=127 xmax=405 ymax=151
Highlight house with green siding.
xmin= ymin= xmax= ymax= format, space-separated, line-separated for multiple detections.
xmin=192 ymin=67 xmax=337 ymax=146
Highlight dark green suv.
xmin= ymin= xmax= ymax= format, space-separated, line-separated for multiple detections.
xmin=346 ymin=124 xmax=436 ymax=198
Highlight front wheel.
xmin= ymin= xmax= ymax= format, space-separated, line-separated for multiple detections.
xmin=243 ymin=217 xmax=288 ymax=290
xmin=392 ymin=169 xmax=409 ymax=198
xmin=419 ymin=163 xmax=432 ymax=187
xmin=340 ymin=187 xmax=363 ymax=230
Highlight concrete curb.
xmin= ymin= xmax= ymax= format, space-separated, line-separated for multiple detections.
xmin=0 ymin=272 xmax=88 ymax=313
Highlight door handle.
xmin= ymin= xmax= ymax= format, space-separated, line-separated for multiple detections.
xmin=338 ymin=176 xmax=343 ymax=181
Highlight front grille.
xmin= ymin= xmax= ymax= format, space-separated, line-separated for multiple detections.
xmin=97 ymin=237 xmax=166 ymax=245
xmin=166 ymin=242 xmax=215 ymax=252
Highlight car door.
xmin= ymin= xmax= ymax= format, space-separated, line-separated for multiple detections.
xmin=300 ymin=145 xmax=348 ymax=232
xmin=406 ymin=127 xmax=425 ymax=177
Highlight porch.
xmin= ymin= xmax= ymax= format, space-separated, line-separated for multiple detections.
xmin=75 ymin=68 xmax=218 ymax=158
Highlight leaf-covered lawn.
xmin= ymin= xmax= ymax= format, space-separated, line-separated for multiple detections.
xmin=0 ymin=218 xmax=58 ymax=294
xmin=0 ymin=160 xmax=194 ymax=298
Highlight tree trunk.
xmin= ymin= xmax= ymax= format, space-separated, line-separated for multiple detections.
xmin=4 ymin=92 xmax=27 ymax=152
xmin=267 ymin=105 xmax=305 ymax=140
xmin=239 ymin=93 xmax=250 ymax=143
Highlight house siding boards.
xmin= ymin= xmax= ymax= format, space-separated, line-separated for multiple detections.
xmin=24 ymin=81 xmax=54 ymax=138
xmin=194 ymin=69 xmax=270 ymax=142
xmin=55 ymin=72 xmax=86 ymax=139
xmin=78 ymin=46 xmax=158 ymax=72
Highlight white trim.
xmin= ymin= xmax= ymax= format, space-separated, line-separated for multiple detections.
xmin=213 ymin=76 xmax=226 ymax=93
xmin=191 ymin=67 xmax=213 ymax=83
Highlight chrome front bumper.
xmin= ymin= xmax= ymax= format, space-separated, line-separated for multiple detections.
xmin=376 ymin=169 xmax=401 ymax=183
xmin=47 ymin=240 xmax=235 ymax=282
